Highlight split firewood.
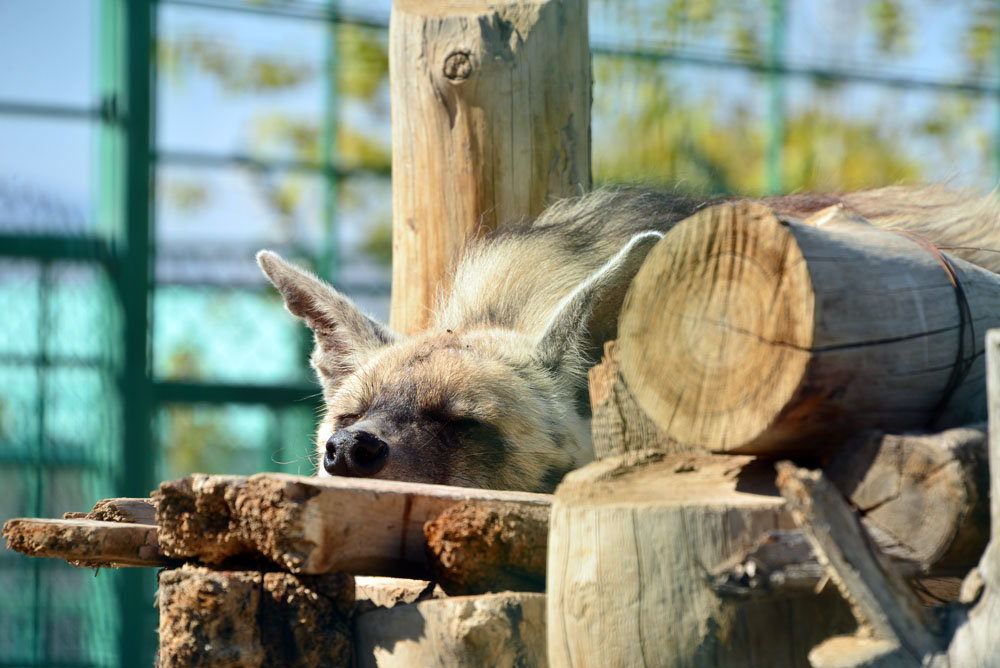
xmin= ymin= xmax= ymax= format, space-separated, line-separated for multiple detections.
xmin=154 ymin=473 xmax=552 ymax=580
xmin=2 ymin=517 xmax=171 ymax=568
xmin=618 ymin=202 xmax=1000 ymax=455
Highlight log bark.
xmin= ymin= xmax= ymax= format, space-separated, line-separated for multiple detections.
xmin=546 ymin=451 xmax=855 ymax=668
xmin=389 ymin=0 xmax=590 ymax=333
xmin=588 ymin=340 xmax=684 ymax=458
xmin=2 ymin=517 xmax=171 ymax=568
xmin=826 ymin=425 xmax=989 ymax=575
xmin=157 ymin=565 xmax=354 ymax=668
xmin=423 ymin=500 xmax=548 ymax=595
xmin=154 ymin=473 xmax=551 ymax=580
xmin=618 ymin=202 xmax=1000 ymax=455
xmin=354 ymin=592 xmax=546 ymax=668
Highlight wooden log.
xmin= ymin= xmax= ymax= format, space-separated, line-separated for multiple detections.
xmin=2 ymin=517 xmax=171 ymax=568
xmin=423 ymin=500 xmax=549 ymax=595
xmin=154 ymin=473 xmax=551 ymax=579
xmin=775 ymin=462 xmax=943 ymax=666
xmin=588 ymin=340 xmax=684 ymax=458
xmin=618 ymin=202 xmax=1000 ymax=455
xmin=157 ymin=565 xmax=354 ymax=668
xmin=389 ymin=0 xmax=590 ymax=333
xmin=942 ymin=329 xmax=1000 ymax=667
xmin=354 ymin=576 xmax=444 ymax=614
xmin=354 ymin=592 xmax=546 ymax=668
xmin=546 ymin=451 xmax=855 ymax=668
xmin=826 ymin=425 xmax=989 ymax=575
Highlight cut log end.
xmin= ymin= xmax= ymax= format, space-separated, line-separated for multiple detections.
xmin=619 ymin=202 xmax=815 ymax=453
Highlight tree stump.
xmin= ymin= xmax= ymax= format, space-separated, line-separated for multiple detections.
xmin=546 ymin=451 xmax=855 ymax=668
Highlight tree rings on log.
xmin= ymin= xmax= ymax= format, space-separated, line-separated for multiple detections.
xmin=619 ymin=202 xmax=1000 ymax=455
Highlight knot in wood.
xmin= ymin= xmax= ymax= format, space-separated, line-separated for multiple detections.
xmin=443 ymin=50 xmax=472 ymax=81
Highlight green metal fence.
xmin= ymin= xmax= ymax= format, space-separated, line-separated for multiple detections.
xmin=2 ymin=1 xmax=1000 ymax=666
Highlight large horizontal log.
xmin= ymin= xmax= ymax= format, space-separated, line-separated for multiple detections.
xmin=154 ymin=473 xmax=551 ymax=579
xmin=618 ymin=202 xmax=1000 ymax=455
xmin=2 ymin=517 xmax=171 ymax=568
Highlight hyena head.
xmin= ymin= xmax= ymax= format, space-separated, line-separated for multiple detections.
xmin=256 ymin=232 xmax=661 ymax=493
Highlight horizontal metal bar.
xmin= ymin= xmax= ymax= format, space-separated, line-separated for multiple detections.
xmin=0 ymin=355 xmax=110 ymax=368
xmin=592 ymin=42 xmax=1000 ymax=96
xmin=155 ymin=148 xmax=391 ymax=178
xmin=152 ymin=380 xmax=321 ymax=405
xmin=0 ymin=99 xmax=103 ymax=121
xmin=161 ymin=0 xmax=389 ymax=30
xmin=0 ymin=234 xmax=117 ymax=264
xmin=0 ymin=451 xmax=108 ymax=470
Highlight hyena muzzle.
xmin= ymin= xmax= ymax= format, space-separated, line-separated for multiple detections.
xmin=259 ymin=186 xmax=1000 ymax=493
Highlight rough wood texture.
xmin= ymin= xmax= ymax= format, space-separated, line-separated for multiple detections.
xmin=354 ymin=576 xmax=444 ymax=614
xmin=389 ymin=0 xmax=590 ymax=333
xmin=941 ymin=329 xmax=1000 ymax=667
xmin=826 ymin=425 xmax=989 ymax=575
xmin=157 ymin=565 xmax=354 ymax=668
xmin=546 ymin=451 xmax=855 ymax=668
xmin=423 ymin=500 xmax=549 ymax=595
xmin=63 ymin=497 xmax=157 ymax=524
xmin=154 ymin=473 xmax=551 ymax=578
xmin=2 ymin=517 xmax=170 ymax=568
xmin=710 ymin=529 xmax=827 ymax=601
xmin=618 ymin=203 xmax=1000 ymax=455
xmin=775 ymin=462 xmax=943 ymax=665
xmin=355 ymin=592 xmax=546 ymax=668
xmin=588 ymin=340 xmax=684 ymax=458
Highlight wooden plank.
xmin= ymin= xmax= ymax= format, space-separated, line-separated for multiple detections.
xmin=154 ymin=473 xmax=551 ymax=579
xmin=63 ymin=497 xmax=157 ymax=525
xmin=775 ymin=462 xmax=943 ymax=663
xmin=389 ymin=0 xmax=590 ymax=333
xmin=2 ymin=517 xmax=170 ymax=568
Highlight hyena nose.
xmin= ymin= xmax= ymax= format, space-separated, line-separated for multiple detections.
xmin=324 ymin=429 xmax=389 ymax=477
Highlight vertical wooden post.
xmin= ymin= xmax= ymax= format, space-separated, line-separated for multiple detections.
xmin=388 ymin=0 xmax=591 ymax=333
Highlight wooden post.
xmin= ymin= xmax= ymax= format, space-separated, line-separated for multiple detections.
xmin=389 ymin=0 xmax=591 ymax=333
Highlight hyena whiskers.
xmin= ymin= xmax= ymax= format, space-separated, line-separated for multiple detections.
xmin=259 ymin=185 xmax=1000 ymax=493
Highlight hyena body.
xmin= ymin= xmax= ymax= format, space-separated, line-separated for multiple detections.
xmin=259 ymin=185 xmax=1000 ymax=493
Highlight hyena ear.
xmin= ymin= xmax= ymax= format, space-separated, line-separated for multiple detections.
xmin=257 ymin=250 xmax=397 ymax=386
xmin=533 ymin=231 xmax=664 ymax=375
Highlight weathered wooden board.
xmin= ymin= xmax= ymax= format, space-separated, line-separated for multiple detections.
xmin=3 ymin=517 xmax=170 ymax=568
xmin=154 ymin=473 xmax=552 ymax=580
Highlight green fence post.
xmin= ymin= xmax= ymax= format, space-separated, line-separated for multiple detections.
xmin=99 ymin=0 xmax=158 ymax=665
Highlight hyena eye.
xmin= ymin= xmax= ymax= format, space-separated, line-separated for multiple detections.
xmin=334 ymin=413 xmax=361 ymax=426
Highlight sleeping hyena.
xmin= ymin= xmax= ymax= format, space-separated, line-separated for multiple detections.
xmin=258 ymin=186 xmax=1000 ymax=492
